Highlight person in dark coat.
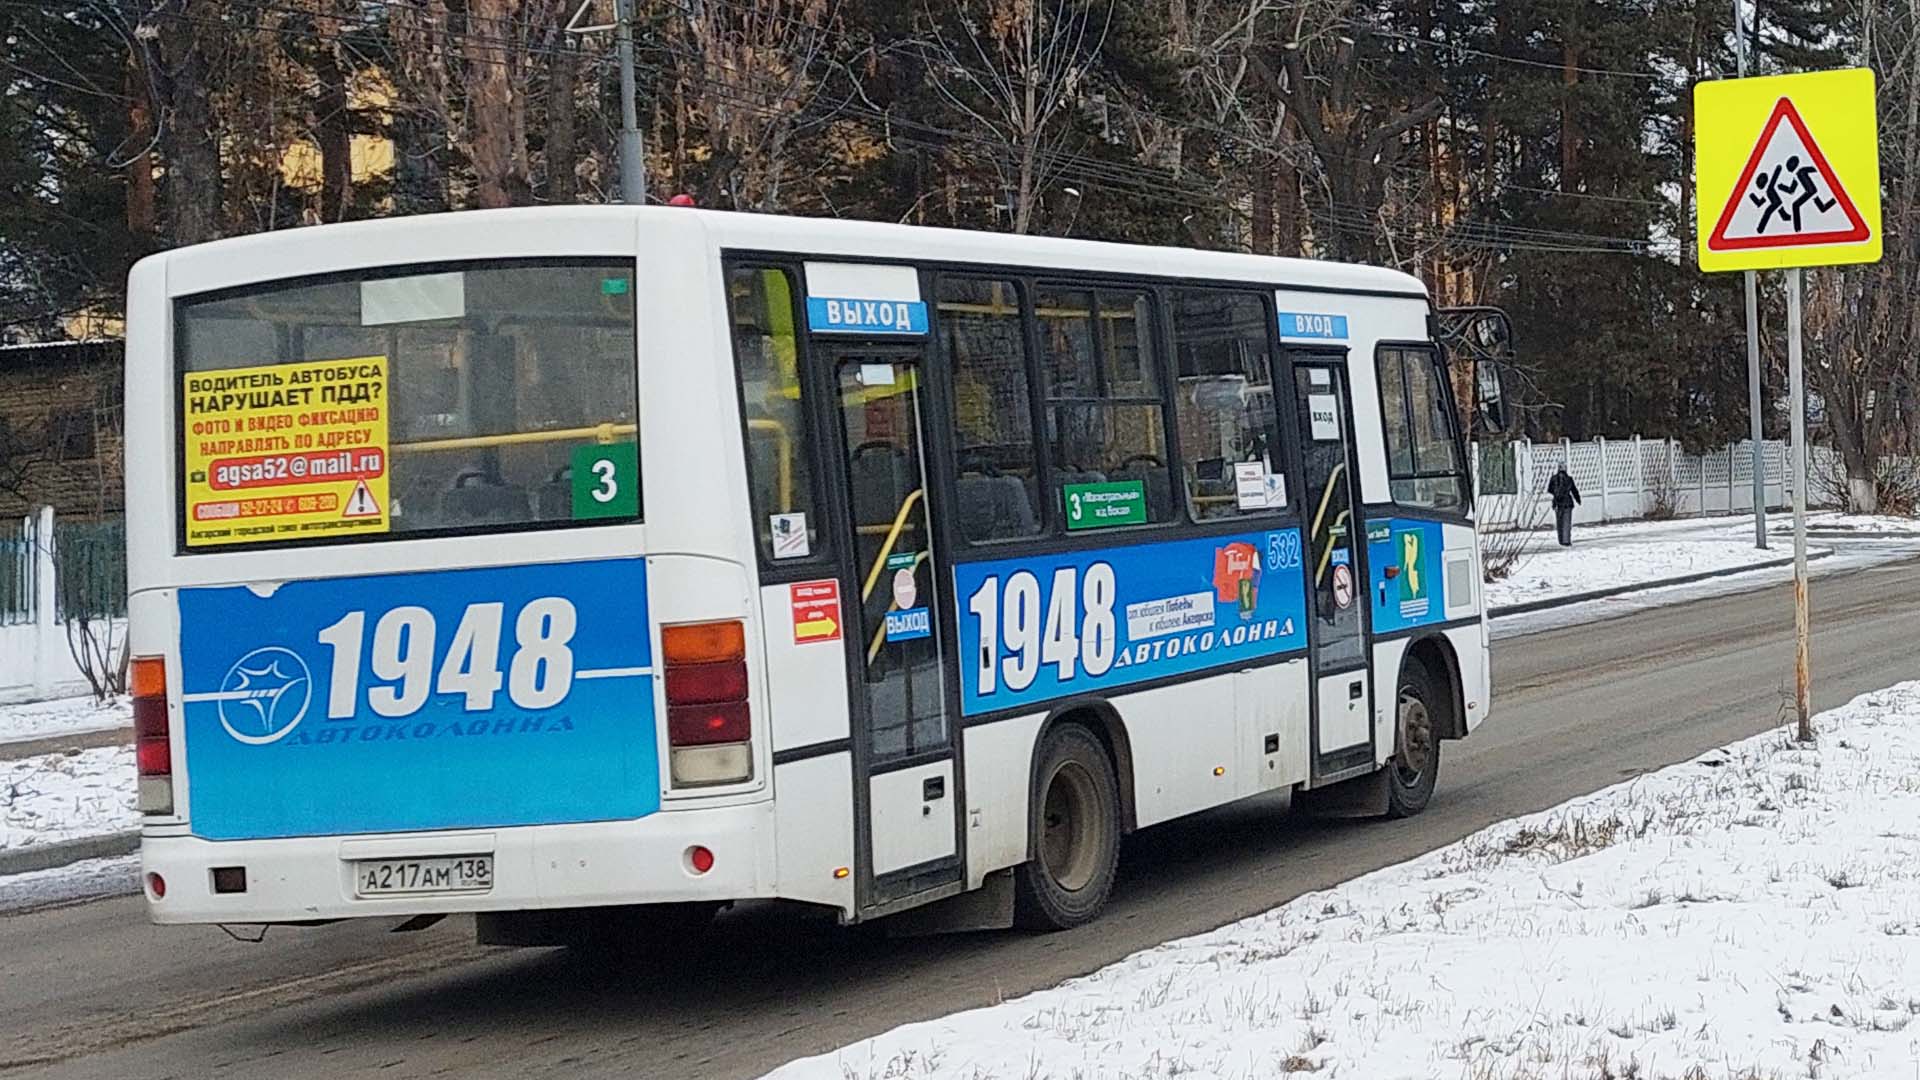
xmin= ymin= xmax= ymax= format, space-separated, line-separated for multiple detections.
xmin=1547 ymin=464 xmax=1582 ymax=546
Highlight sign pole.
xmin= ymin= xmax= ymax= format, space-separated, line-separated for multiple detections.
xmin=1734 ymin=0 xmax=1768 ymax=548
xmin=613 ymin=0 xmax=646 ymax=205
xmin=1786 ymin=267 xmax=1811 ymax=740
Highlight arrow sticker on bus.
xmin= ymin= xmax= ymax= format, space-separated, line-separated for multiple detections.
xmin=791 ymin=579 xmax=843 ymax=644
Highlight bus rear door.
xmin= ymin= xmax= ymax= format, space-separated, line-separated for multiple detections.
xmin=817 ymin=345 xmax=965 ymax=914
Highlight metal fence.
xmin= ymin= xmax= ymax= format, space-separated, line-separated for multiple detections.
xmin=55 ymin=516 xmax=126 ymax=619
xmin=1473 ymin=437 xmax=1816 ymax=530
xmin=0 ymin=517 xmax=33 ymax=626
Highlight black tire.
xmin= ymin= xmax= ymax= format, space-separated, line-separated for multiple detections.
xmin=1013 ymin=724 xmax=1121 ymax=931
xmin=1386 ymin=660 xmax=1443 ymax=818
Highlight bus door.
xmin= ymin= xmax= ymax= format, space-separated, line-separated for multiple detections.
xmin=1290 ymin=357 xmax=1375 ymax=779
xmin=821 ymin=347 xmax=965 ymax=912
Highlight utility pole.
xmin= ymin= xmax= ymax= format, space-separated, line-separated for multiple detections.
xmin=614 ymin=0 xmax=646 ymax=205
xmin=570 ymin=0 xmax=646 ymax=205
xmin=1735 ymin=0 xmax=1767 ymax=548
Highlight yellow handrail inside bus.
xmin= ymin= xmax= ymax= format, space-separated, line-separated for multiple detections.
xmin=1315 ymin=509 xmax=1352 ymax=586
xmin=860 ymin=488 xmax=924 ymax=603
xmin=746 ymin=418 xmax=794 ymax=509
xmin=1308 ymin=461 xmax=1348 ymax=587
xmin=392 ymin=422 xmax=636 ymax=454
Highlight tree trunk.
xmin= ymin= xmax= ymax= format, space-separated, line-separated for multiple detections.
xmin=468 ymin=0 xmax=519 ymax=209
xmin=314 ymin=33 xmax=354 ymax=222
xmin=125 ymin=47 xmax=157 ymax=236
xmin=1560 ymin=41 xmax=1580 ymax=191
xmin=158 ymin=3 xmax=223 ymax=244
xmin=1250 ymin=164 xmax=1273 ymax=255
xmin=545 ymin=35 xmax=578 ymax=203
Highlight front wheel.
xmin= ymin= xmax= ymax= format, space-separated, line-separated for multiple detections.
xmin=1386 ymin=661 xmax=1442 ymax=818
xmin=1013 ymin=725 xmax=1121 ymax=930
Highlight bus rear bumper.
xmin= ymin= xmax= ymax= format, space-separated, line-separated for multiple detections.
xmin=140 ymin=801 xmax=774 ymax=925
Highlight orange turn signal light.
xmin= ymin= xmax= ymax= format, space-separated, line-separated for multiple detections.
xmin=662 ymin=621 xmax=746 ymax=665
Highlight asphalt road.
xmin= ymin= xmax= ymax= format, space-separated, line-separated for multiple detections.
xmin=6 ymin=553 xmax=1920 ymax=1080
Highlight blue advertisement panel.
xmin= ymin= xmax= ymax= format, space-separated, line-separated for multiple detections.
xmin=178 ymin=558 xmax=658 ymax=840
xmin=952 ymin=530 xmax=1308 ymax=717
xmin=1366 ymin=518 xmax=1447 ymax=634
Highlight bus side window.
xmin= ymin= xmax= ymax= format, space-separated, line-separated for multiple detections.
xmin=936 ymin=277 xmax=1042 ymax=542
xmin=1034 ymin=286 xmax=1172 ymax=526
xmin=1169 ymin=289 xmax=1282 ymax=521
xmin=728 ymin=266 xmax=825 ymax=561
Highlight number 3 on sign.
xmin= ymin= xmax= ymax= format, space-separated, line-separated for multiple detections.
xmin=967 ymin=564 xmax=1116 ymax=695
xmin=590 ymin=459 xmax=618 ymax=503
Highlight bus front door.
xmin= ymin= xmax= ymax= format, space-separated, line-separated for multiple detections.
xmin=1291 ymin=359 xmax=1376 ymax=780
xmin=825 ymin=350 xmax=965 ymax=913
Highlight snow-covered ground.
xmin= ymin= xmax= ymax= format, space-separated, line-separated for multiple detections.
xmin=1 ymin=746 xmax=135 ymax=853
xmin=1789 ymin=512 xmax=1920 ymax=536
xmin=0 ymin=694 xmax=129 ymax=745
xmin=1483 ymin=516 xmax=1816 ymax=611
xmin=772 ymin=684 xmax=1920 ymax=1080
xmin=0 ymin=855 xmax=138 ymax=914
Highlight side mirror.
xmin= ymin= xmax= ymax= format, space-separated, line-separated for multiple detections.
xmin=1476 ymin=360 xmax=1510 ymax=435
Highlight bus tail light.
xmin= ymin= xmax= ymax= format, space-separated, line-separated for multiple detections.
xmin=662 ymin=621 xmax=752 ymax=786
xmin=132 ymin=656 xmax=174 ymax=814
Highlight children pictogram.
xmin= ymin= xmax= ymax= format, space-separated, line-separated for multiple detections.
xmin=1707 ymin=96 xmax=1869 ymax=252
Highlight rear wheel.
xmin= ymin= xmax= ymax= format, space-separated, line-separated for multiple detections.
xmin=1386 ymin=661 xmax=1442 ymax=818
xmin=1013 ymin=725 xmax=1121 ymax=930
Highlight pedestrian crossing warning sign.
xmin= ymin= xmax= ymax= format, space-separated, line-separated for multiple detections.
xmin=342 ymin=480 xmax=381 ymax=518
xmin=1696 ymin=68 xmax=1881 ymax=272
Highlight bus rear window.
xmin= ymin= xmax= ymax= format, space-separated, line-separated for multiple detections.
xmin=176 ymin=259 xmax=639 ymax=549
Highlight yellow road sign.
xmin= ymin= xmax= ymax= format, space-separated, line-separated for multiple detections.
xmin=1695 ymin=68 xmax=1881 ymax=272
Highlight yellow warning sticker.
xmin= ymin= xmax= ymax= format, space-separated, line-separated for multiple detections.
xmin=181 ymin=356 xmax=390 ymax=547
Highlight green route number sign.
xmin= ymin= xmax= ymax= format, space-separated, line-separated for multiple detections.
xmin=571 ymin=443 xmax=639 ymax=520
xmin=1064 ymin=479 xmax=1148 ymax=531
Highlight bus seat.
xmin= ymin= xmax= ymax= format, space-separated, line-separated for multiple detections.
xmin=536 ymin=466 xmax=573 ymax=519
xmin=1113 ymin=461 xmax=1173 ymax=522
xmin=444 ymin=473 xmax=532 ymax=524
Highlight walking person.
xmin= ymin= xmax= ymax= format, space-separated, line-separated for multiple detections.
xmin=1547 ymin=463 xmax=1582 ymax=547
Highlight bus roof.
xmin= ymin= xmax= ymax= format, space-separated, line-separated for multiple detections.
xmin=137 ymin=206 xmax=1429 ymax=302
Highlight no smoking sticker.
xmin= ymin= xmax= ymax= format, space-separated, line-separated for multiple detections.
xmin=1332 ymin=563 xmax=1354 ymax=610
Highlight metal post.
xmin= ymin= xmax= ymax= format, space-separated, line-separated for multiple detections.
xmin=1735 ymin=0 xmax=1767 ymax=547
xmin=1787 ymin=268 xmax=1811 ymax=740
xmin=614 ymin=0 xmax=646 ymax=205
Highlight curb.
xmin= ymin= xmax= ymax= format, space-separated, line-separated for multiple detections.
xmin=1489 ymin=550 xmax=1832 ymax=618
xmin=0 ymin=831 xmax=139 ymax=877
xmin=0 ymin=726 xmax=132 ymax=761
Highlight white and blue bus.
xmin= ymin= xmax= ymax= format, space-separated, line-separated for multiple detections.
xmin=125 ymin=207 xmax=1491 ymax=938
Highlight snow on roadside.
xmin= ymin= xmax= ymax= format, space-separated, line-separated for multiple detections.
xmin=771 ymin=684 xmax=1920 ymax=1080
xmin=0 ymin=694 xmax=131 ymax=745
xmin=1484 ymin=527 xmax=1807 ymax=611
xmin=1 ymin=747 xmax=136 ymax=852
xmin=0 ymin=855 xmax=138 ymax=914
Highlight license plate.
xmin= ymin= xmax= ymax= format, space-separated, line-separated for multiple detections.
xmin=355 ymin=855 xmax=493 ymax=896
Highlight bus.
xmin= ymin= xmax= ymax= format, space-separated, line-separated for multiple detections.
xmin=126 ymin=206 xmax=1492 ymax=939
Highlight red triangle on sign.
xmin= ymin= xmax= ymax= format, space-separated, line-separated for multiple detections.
xmin=1707 ymin=96 xmax=1870 ymax=251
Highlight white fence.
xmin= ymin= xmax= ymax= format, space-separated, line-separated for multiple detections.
xmin=1474 ymin=437 xmax=1842 ymax=531
xmin=0 ymin=507 xmax=126 ymax=705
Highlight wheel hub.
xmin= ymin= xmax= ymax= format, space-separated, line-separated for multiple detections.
xmin=1395 ymin=691 xmax=1433 ymax=785
xmin=1038 ymin=761 xmax=1099 ymax=892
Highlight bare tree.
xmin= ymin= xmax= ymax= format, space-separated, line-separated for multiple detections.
xmin=1802 ymin=0 xmax=1920 ymax=514
xmin=912 ymin=0 xmax=1114 ymax=234
xmin=154 ymin=0 xmax=226 ymax=243
xmin=666 ymin=0 xmax=857 ymax=213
